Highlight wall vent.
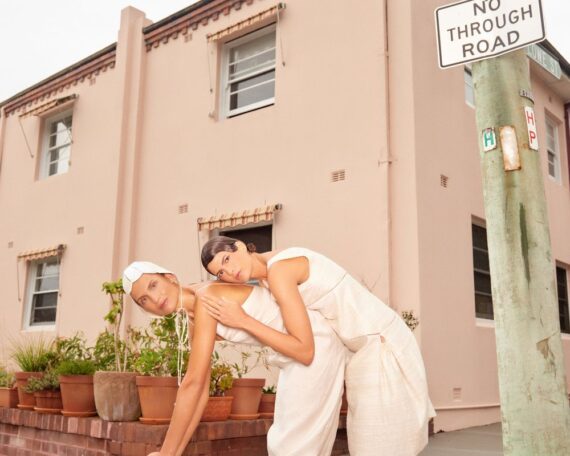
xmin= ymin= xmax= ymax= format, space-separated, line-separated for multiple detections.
xmin=178 ymin=204 xmax=189 ymax=214
xmin=440 ymin=174 xmax=449 ymax=188
xmin=7 ymin=241 xmax=13 ymax=248
xmin=77 ymin=226 xmax=85 ymax=235
xmin=331 ymin=169 xmax=346 ymax=183
xmin=452 ymin=387 xmax=462 ymax=401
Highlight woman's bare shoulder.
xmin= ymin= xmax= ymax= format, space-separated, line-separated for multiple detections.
xmin=195 ymin=282 xmax=252 ymax=301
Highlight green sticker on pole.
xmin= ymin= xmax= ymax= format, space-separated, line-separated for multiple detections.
xmin=482 ymin=128 xmax=497 ymax=152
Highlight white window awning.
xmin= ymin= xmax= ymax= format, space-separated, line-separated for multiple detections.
xmin=198 ymin=204 xmax=282 ymax=231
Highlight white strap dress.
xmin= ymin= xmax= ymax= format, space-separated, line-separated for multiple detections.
xmin=267 ymin=247 xmax=436 ymax=456
xmin=216 ymin=285 xmax=348 ymax=456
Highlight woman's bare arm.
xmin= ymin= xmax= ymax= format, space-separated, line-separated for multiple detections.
xmin=157 ymin=298 xmax=217 ymax=456
xmin=202 ymin=258 xmax=315 ymax=365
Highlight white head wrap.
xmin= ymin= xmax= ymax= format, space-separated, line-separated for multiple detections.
xmin=122 ymin=261 xmax=172 ymax=295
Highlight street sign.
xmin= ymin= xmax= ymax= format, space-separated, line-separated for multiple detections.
xmin=435 ymin=0 xmax=546 ymax=68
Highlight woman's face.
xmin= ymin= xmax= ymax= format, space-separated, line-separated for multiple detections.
xmin=130 ymin=273 xmax=179 ymax=316
xmin=207 ymin=241 xmax=252 ymax=283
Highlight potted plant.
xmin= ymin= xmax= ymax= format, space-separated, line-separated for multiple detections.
xmin=0 ymin=368 xmax=18 ymax=408
xmin=10 ymin=337 xmax=54 ymax=410
xmin=26 ymin=369 xmax=62 ymax=414
xmin=258 ymin=385 xmax=276 ymax=418
xmin=93 ymin=279 xmax=141 ymax=421
xmin=201 ymin=354 xmax=234 ymax=422
xmin=222 ymin=344 xmax=267 ymax=419
xmin=57 ymin=359 xmax=97 ymax=417
xmin=134 ymin=315 xmax=189 ymax=424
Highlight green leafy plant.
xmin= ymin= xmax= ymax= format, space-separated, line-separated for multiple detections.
xmin=101 ymin=279 xmax=140 ymax=372
xmin=132 ymin=314 xmax=189 ymax=377
xmin=401 ymin=310 xmax=420 ymax=332
xmin=10 ymin=337 xmax=55 ymax=372
xmin=25 ymin=370 xmax=60 ymax=393
xmin=209 ymin=352 xmax=233 ymax=397
xmin=262 ymin=385 xmax=276 ymax=394
xmin=0 ymin=368 xmax=15 ymax=388
xmin=56 ymin=359 xmax=96 ymax=376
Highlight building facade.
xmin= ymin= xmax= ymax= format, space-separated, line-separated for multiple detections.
xmin=1 ymin=0 xmax=569 ymax=432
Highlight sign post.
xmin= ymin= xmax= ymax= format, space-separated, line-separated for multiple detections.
xmin=436 ymin=1 xmax=570 ymax=454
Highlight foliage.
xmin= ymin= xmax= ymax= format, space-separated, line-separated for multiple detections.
xmin=262 ymin=385 xmax=276 ymax=394
xmin=25 ymin=370 xmax=60 ymax=393
xmin=132 ymin=314 xmax=189 ymax=377
xmin=52 ymin=333 xmax=92 ymax=363
xmin=101 ymin=279 xmax=136 ymax=372
xmin=0 ymin=368 xmax=15 ymax=388
xmin=56 ymin=359 xmax=96 ymax=376
xmin=10 ymin=337 xmax=55 ymax=372
xmin=401 ymin=310 xmax=420 ymax=332
xmin=217 ymin=342 xmax=270 ymax=378
xmin=209 ymin=352 xmax=233 ymax=397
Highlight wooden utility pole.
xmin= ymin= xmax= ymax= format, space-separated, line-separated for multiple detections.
xmin=472 ymin=48 xmax=570 ymax=455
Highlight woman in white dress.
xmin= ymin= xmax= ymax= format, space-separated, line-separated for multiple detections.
xmin=202 ymin=237 xmax=436 ymax=456
xmin=122 ymin=261 xmax=347 ymax=456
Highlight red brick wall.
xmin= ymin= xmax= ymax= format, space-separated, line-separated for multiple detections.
xmin=0 ymin=408 xmax=349 ymax=455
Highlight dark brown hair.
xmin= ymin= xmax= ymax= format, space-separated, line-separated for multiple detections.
xmin=201 ymin=235 xmax=256 ymax=272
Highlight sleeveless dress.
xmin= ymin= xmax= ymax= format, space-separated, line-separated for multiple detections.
xmin=215 ymin=286 xmax=348 ymax=456
xmin=266 ymin=248 xmax=436 ymax=456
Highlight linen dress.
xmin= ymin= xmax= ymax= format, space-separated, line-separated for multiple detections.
xmin=266 ymin=248 xmax=436 ymax=456
xmin=216 ymin=285 xmax=348 ymax=456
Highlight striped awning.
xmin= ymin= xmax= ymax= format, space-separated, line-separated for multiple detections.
xmin=18 ymin=244 xmax=66 ymax=261
xmin=198 ymin=204 xmax=282 ymax=231
xmin=206 ymin=3 xmax=286 ymax=42
xmin=19 ymin=95 xmax=77 ymax=119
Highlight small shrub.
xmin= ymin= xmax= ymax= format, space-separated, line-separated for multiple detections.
xmin=25 ymin=370 xmax=60 ymax=393
xmin=56 ymin=359 xmax=96 ymax=376
xmin=209 ymin=353 xmax=233 ymax=397
xmin=262 ymin=385 xmax=276 ymax=394
xmin=0 ymin=368 xmax=15 ymax=388
xmin=10 ymin=337 xmax=55 ymax=372
xmin=401 ymin=310 xmax=419 ymax=332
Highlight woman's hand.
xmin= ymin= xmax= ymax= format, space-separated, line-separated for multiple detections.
xmin=201 ymin=295 xmax=248 ymax=329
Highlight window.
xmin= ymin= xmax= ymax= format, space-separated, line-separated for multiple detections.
xmin=464 ymin=65 xmax=475 ymax=108
xmin=556 ymin=266 xmax=569 ymax=334
xmin=221 ymin=24 xmax=276 ymax=117
xmin=41 ymin=110 xmax=73 ymax=178
xmin=219 ymin=224 xmax=272 ymax=253
xmin=545 ymin=117 xmax=561 ymax=182
xmin=25 ymin=259 xmax=60 ymax=327
xmin=472 ymin=224 xmax=493 ymax=319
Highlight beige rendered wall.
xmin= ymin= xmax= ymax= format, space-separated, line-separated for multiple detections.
xmin=409 ymin=0 xmax=570 ymax=432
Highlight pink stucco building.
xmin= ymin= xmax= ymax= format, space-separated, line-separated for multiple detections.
xmin=1 ymin=0 xmax=569 ymax=432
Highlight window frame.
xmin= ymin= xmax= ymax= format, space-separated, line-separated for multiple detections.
xmin=556 ymin=265 xmax=570 ymax=334
xmin=545 ymin=116 xmax=561 ymax=183
xmin=464 ymin=64 xmax=475 ymax=109
xmin=472 ymin=223 xmax=494 ymax=320
xmin=23 ymin=258 xmax=60 ymax=330
xmin=39 ymin=109 xmax=73 ymax=179
xmin=220 ymin=23 xmax=277 ymax=118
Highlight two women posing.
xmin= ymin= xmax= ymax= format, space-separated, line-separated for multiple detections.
xmin=123 ymin=237 xmax=435 ymax=456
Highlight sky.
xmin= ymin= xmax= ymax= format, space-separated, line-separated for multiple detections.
xmin=0 ymin=0 xmax=569 ymax=102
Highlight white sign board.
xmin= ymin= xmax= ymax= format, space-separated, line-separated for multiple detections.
xmin=524 ymin=106 xmax=539 ymax=150
xmin=435 ymin=0 xmax=546 ymax=68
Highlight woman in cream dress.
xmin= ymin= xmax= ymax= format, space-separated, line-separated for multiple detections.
xmin=203 ymin=238 xmax=436 ymax=456
xmin=122 ymin=261 xmax=347 ymax=456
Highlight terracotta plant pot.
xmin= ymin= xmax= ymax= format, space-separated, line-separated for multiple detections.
xmin=14 ymin=372 xmax=42 ymax=410
xmin=227 ymin=378 xmax=265 ymax=420
xmin=34 ymin=390 xmax=63 ymax=414
xmin=59 ymin=375 xmax=97 ymax=417
xmin=258 ymin=393 xmax=276 ymax=418
xmin=94 ymin=371 xmax=141 ymax=421
xmin=201 ymin=396 xmax=233 ymax=422
xmin=136 ymin=376 xmax=178 ymax=424
xmin=0 ymin=387 xmax=19 ymax=408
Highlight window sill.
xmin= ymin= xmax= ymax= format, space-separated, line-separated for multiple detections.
xmin=475 ymin=318 xmax=495 ymax=328
xmin=561 ymin=333 xmax=570 ymax=341
xmin=21 ymin=325 xmax=57 ymax=333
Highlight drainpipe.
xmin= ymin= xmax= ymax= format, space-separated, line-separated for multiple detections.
xmin=565 ymin=102 xmax=570 ymax=186
xmin=379 ymin=0 xmax=393 ymax=306
xmin=0 ymin=107 xmax=6 ymax=176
